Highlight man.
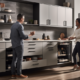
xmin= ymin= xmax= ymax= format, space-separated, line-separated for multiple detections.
xmin=10 ymin=14 xmax=35 ymax=78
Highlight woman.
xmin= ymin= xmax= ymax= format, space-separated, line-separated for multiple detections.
xmin=68 ymin=18 xmax=80 ymax=70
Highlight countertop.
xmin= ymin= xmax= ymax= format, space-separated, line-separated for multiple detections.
xmin=0 ymin=40 xmax=75 ymax=43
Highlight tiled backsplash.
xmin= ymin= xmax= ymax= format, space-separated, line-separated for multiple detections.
xmin=0 ymin=24 xmax=67 ymax=40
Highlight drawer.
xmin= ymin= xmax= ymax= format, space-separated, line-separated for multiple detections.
xmin=22 ymin=59 xmax=47 ymax=69
xmin=43 ymin=42 xmax=57 ymax=48
xmin=24 ymin=42 xmax=42 ymax=48
xmin=0 ymin=43 xmax=5 ymax=48
xmin=23 ymin=47 xmax=42 ymax=56
xmin=6 ymin=43 xmax=12 ymax=48
xmin=0 ymin=49 xmax=5 ymax=59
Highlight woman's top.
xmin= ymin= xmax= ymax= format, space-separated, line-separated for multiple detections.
xmin=69 ymin=28 xmax=80 ymax=42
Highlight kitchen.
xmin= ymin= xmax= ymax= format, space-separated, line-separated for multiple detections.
xmin=0 ymin=0 xmax=80 ymax=80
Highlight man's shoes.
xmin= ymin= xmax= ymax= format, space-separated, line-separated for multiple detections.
xmin=11 ymin=75 xmax=16 ymax=79
xmin=16 ymin=74 xmax=28 ymax=78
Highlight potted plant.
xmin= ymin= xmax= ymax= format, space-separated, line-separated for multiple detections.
xmin=29 ymin=19 xmax=33 ymax=24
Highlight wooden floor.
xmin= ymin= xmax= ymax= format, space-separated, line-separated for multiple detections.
xmin=0 ymin=66 xmax=80 ymax=80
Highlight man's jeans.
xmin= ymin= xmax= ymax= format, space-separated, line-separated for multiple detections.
xmin=11 ymin=45 xmax=23 ymax=75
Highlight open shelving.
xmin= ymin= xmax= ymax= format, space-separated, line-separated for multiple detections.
xmin=0 ymin=11 xmax=15 ymax=14
xmin=0 ymin=23 xmax=38 ymax=26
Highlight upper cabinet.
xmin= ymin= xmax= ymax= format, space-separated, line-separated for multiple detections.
xmin=39 ymin=4 xmax=49 ymax=25
xmin=33 ymin=3 xmax=73 ymax=28
xmin=58 ymin=6 xmax=66 ymax=27
xmin=58 ymin=6 xmax=72 ymax=27
xmin=49 ymin=5 xmax=58 ymax=26
xmin=39 ymin=4 xmax=58 ymax=26
xmin=66 ymin=8 xmax=72 ymax=27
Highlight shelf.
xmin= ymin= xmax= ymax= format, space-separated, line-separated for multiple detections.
xmin=0 ymin=23 xmax=38 ymax=26
xmin=0 ymin=11 xmax=15 ymax=14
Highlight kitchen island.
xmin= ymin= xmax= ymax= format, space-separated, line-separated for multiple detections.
xmin=0 ymin=40 xmax=75 ymax=73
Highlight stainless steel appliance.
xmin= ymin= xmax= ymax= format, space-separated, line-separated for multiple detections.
xmin=58 ymin=42 xmax=71 ymax=63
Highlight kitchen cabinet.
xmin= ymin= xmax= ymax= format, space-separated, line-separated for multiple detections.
xmin=43 ymin=42 xmax=58 ymax=66
xmin=0 ymin=49 xmax=5 ymax=59
xmin=0 ymin=43 xmax=5 ymax=48
xmin=0 ymin=59 xmax=6 ymax=72
xmin=39 ymin=4 xmax=72 ymax=27
xmin=49 ymin=5 xmax=58 ymax=26
xmin=58 ymin=6 xmax=66 ymax=26
xmin=66 ymin=8 xmax=72 ymax=27
xmin=39 ymin=4 xmax=58 ymax=26
xmin=58 ymin=6 xmax=72 ymax=27
xmin=23 ymin=42 xmax=43 ymax=56
xmin=6 ymin=43 xmax=12 ymax=48
xmin=39 ymin=4 xmax=49 ymax=25
xmin=22 ymin=59 xmax=47 ymax=69
xmin=0 ymin=43 xmax=6 ymax=72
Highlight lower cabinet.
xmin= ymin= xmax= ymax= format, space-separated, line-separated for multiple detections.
xmin=43 ymin=42 xmax=58 ymax=66
xmin=23 ymin=47 xmax=42 ymax=56
xmin=22 ymin=59 xmax=47 ymax=69
xmin=0 ymin=49 xmax=5 ymax=59
xmin=23 ymin=42 xmax=43 ymax=56
xmin=0 ymin=59 xmax=6 ymax=72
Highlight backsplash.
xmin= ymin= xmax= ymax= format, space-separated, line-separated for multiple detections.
xmin=0 ymin=24 xmax=67 ymax=40
xmin=0 ymin=1 xmax=67 ymax=40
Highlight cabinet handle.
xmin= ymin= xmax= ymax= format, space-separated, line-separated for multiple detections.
xmin=66 ymin=21 xmax=67 ymax=26
xmin=32 ymin=63 xmax=39 ymax=66
xmin=28 ymin=51 xmax=35 ymax=52
xmin=28 ymin=48 xmax=35 ymax=49
xmin=28 ymin=42 xmax=35 ymax=43
xmin=29 ymin=44 xmax=36 ymax=46
xmin=47 ymin=44 xmax=52 ymax=45
xmin=63 ymin=21 xmax=66 ymax=26
xmin=48 ymin=49 xmax=54 ymax=51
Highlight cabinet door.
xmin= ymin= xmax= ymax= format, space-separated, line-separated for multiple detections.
xmin=49 ymin=5 xmax=58 ymax=26
xmin=66 ymin=8 xmax=72 ymax=27
xmin=0 ymin=49 xmax=5 ymax=59
xmin=39 ymin=4 xmax=49 ymax=25
xmin=0 ymin=59 xmax=5 ymax=72
xmin=58 ymin=6 xmax=66 ymax=26
xmin=43 ymin=42 xmax=58 ymax=66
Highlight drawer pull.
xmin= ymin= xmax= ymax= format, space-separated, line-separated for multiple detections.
xmin=28 ymin=42 xmax=35 ymax=43
xmin=29 ymin=44 xmax=36 ymax=46
xmin=32 ymin=63 xmax=39 ymax=66
xmin=48 ymin=47 xmax=53 ymax=48
xmin=28 ymin=48 xmax=35 ymax=49
xmin=47 ymin=44 xmax=52 ymax=45
xmin=48 ymin=49 xmax=54 ymax=51
xmin=28 ymin=51 xmax=35 ymax=52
